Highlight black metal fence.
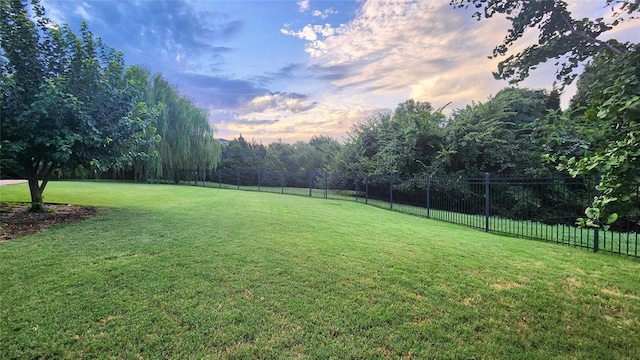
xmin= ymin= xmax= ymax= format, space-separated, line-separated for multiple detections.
xmin=173 ymin=168 xmax=639 ymax=258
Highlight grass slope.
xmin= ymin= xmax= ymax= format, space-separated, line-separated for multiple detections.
xmin=1 ymin=181 xmax=639 ymax=359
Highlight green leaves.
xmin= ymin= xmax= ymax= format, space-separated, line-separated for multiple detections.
xmin=451 ymin=0 xmax=636 ymax=86
xmin=438 ymin=88 xmax=557 ymax=177
xmin=329 ymin=100 xmax=446 ymax=177
xmin=136 ymin=73 xmax=221 ymax=182
xmin=452 ymin=0 xmax=639 ymax=228
xmin=0 ymin=0 xmax=162 ymax=207
xmin=556 ymin=46 xmax=640 ymax=227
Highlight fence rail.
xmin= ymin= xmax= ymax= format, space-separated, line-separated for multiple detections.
xmin=172 ymin=168 xmax=639 ymax=259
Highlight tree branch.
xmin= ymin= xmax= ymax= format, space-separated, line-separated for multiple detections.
xmin=38 ymin=161 xmax=56 ymax=192
xmin=557 ymin=10 xmax=624 ymax=55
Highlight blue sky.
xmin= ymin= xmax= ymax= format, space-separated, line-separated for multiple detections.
xmin=42 ymin=0 xmax=639 ymax=143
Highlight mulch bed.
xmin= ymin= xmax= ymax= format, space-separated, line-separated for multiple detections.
xmin=0 ymin=203 xmax=98 ymax=241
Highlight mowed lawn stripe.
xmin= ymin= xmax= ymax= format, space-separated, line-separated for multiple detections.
xmin=1 ymin=181 xmax=639 ymax=359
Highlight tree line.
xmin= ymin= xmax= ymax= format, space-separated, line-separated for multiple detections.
xmin=216 ymin=0 xmax=639 ymax=228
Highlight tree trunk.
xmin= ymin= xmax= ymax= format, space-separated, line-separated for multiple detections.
xmin=27 ymin=177 xmax=46 ymax=213
xmin=24 ymin=161 xmax=55 ymax=213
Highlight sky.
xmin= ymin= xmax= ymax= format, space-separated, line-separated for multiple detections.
xmin=40 ymin=0 xmax=639 ymax=144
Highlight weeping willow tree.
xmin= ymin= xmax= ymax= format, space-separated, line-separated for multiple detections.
xmin=132 ymin=74 xmax=221 ymax=182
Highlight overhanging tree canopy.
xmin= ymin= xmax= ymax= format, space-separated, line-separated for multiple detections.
xmin=450 ymin=0 xmax=638 ymax=85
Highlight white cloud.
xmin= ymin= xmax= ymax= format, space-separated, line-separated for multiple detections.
xmin=281 ymin=25 xmax=318 ymax=41
xmin=282 ymin=0 xmax=511 ymax=110
xmin=297 ymin=0 xmax=310 ymax=13
xmin=212 ymin=94 xmax=387 ymax=143
xmin=281 ymin=24 xmax=336 ymax=54
xmin=244 ymin=93 xmax=317 ymax=113
xmin=73 ymin=2 xmax=92 ymax=21
xmin=41 ymin=0 xmax=66 ymax=24
xmin=312 ymin=8 xmax=337 ymax=19
xmin=282 ymin=0 xmax=640 ymax=115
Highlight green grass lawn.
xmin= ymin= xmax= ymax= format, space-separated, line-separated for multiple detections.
xmin=182 ymin=180 xmax=640 ymax=257
xmin=1 ymin=181 xmax=639 ymax=359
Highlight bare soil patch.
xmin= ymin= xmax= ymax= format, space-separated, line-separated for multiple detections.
xmin=491 ymin=281 xmax=523 ymax=290
xmin=602 ymin=287 xmax=639 ymax=300
xmin=0 ymin=203 xmax=97 ymax=241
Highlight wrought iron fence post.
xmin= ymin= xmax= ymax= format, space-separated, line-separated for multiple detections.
xmin=218 ymin=169 xmax=222 ymax=188
xmin=309 ymin=172 xmax=313 ymax=197
xmin=426 ymin=173 xmax=430 ymax=218
xmin=365 ymin=174 xmax=369 ymax=204
xmin=355 ymin=176 xmax=359 ymax=202
xmin=237 ymin=171 xmax=240 ymax=190
xmin=281 ymin=174 xmax=284 ymax=194
xmin=593 ymin=175 xmax=601 ymax=253
xmin=484 ymin=172 xmax=490 ymax=232
xmin=258 ymin=170 xmax=261 ymax=192
xmin=390 ymin=173 xmax=394 ymax=210
xmin=323 ymin=172 xmax=328 ymax=199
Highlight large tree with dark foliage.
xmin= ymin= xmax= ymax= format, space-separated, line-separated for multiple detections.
xmin=452 ymin=0 xmax=639 ymax=226
xmin=327 ymin=100 xmax=446 ymax=178
xmin=554 ymin=46 xmax=640 ymax=227
xmin=439 ymin=88 xmax=560 ymax=177
xmin=1 ymin=0 xmax=157 ymax=211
